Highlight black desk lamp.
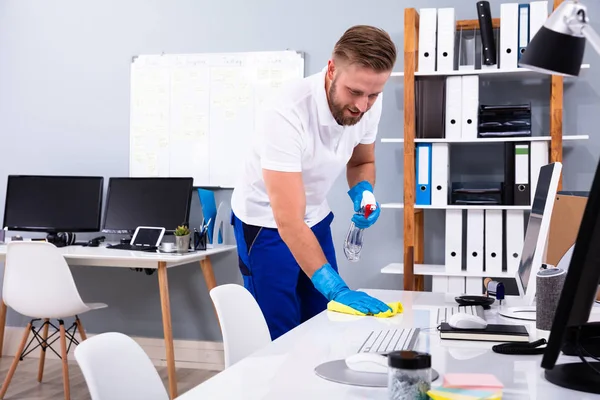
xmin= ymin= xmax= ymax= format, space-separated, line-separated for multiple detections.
xmin=519 ymin=0 xmax=599 ymax=76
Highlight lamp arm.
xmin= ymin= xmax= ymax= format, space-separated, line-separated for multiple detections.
xmin=564 ymin=3 xmax=600 ymax=56
xmin=581 ymin=24 xmax=600 ymax=57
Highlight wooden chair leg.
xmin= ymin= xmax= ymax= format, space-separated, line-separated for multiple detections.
xmin=37 ymin=319 xmax=50 ymax=382
xmin=0 ymin=323 xmax=32 ymax=399
xmin=75 ymin=316 xmax=87 ymax=341
xmin=59 ymin=321 xmax=70 ymax=400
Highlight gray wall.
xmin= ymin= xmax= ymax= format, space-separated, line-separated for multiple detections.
xmin=0 ymin=0 xmax=598 ymax=341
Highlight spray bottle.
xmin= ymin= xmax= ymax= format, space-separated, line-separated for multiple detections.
xmin=343 ymin=191 xmax=377 ymax=262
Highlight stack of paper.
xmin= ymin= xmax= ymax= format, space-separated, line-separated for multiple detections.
xmin=427 ymin=373 xmax=503 ymax=399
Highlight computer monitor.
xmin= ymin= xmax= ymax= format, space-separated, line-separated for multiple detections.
xmin=499 ymin=162 xmax=562 ymax=321
xmin=541 ymin=159 xmax=600 ymax=394
xmin=2 ymin=175 xmax=104 ymax=233
xmin=515 ymin=162 xmax=563 ymax=304
xmin=102 ymin=177 xmax=193 ymax=234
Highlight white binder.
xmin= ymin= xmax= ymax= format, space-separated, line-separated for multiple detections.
xmin=466 ymin=277 xmax=483 ymax=295
xmin=461 ymin=75 xmax=479 ymax=140
xmin=418 ymin=8 xmax=437 ymax=72
xmin=436 ymin=8 xmax=455 ymax=72
xmin=445 ymin=209 xmax=463 ymax=273
xmin=466 ymin=209 xmax=484 ymax=273
xmin=431 ymin=143 xmax=449 ymax=206
xmin=529 ymin=1 xmax=549 ymax=39
xmin=485 ymin=210 xmax=503 ymax=275
xmin=448 ymin=277 xmax=466 ymax=294
xmin=445 ymin=76 xmax=462 ymax=140
xmin=530 ymin=141 xmax=549 ymax=204
xmin=506 ymin=209 xmax=525 ymax=274
xmin=500 ymin=3 xmax=519 ymax=69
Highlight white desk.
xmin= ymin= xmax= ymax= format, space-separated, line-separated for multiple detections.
xmin=178 ymin=289 xmax=600 ymax=400
xmin=0 ymin=243 xmax=237 ymax=399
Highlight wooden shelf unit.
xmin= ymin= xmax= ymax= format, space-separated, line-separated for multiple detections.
xmin=401 ymin=0 xmax=568 ymax=292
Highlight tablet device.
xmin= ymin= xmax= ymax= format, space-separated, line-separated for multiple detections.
xmin=131 ymin=226 xmax=165 ymax=247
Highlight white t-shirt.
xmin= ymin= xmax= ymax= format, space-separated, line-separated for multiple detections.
xmin=230 ymin=68 xmax=383 ymax=228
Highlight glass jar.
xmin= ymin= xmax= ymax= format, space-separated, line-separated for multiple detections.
xmin=387 ymin=351 xmax=432 ymax=400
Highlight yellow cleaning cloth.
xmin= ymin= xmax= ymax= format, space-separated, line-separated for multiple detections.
xmin=327 ymin=300 xmax=403 ymax=318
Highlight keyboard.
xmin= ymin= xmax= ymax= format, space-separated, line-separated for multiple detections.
xmin=436 ymin=305 xmax=486 ymax=325
xmin=106 ymin=243 xmax=157 ymax=252
xmin=357 ymin=328 xmax=420 ymax=354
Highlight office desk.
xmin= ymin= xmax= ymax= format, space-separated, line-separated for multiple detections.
xmin=0 ymin=243 xmax=236 ymax=399
xmin=178 ymin=289 xmax=600 ymax=400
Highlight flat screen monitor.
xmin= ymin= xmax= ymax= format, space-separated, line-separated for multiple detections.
xmin=102 ymin=177 xmax=193 ymax=234
xmin=515 ymin=162 xmax=562 ymax=305
xmin=541 ymin=158 xmax=600 ymax=393
xmin=2 ymin=175 xmax=104 ymax=233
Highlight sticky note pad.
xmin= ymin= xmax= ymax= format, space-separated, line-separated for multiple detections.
xmin=427 ymin=387 xmax=502 ymax=400
xmin=443 ymin=373 xmax=503 ymax=389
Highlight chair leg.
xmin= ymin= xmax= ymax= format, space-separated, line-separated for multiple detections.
xmin=59 ymin=320 xmax=70 ymax=400
xmin=0 ymin=323 xmax=32 ymax=399
xmin=37 ymin=319 xmax=50 ymax=382
xmin=75 ymin=316 xmax=87 ymax=341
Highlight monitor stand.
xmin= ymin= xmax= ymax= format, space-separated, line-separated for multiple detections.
xmin=545 ymin=323 xmax=600 ymax=394
xmin=498 ymin=306 xmax=536 ymax=321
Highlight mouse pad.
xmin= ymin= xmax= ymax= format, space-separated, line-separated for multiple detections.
xmin=314 ymin=359 xmax=439 ymax=387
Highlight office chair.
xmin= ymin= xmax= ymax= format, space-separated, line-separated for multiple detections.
xmin=0 ymin=241 xmax=107 ymax=400
xmin=74 ymin=332 xmax=169 ymax=400
xmin=210 ymin=284 xmax=271 ymax=368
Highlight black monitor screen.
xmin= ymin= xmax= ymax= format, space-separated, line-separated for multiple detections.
xmin=102 ymin=177 xmax=193 ymax=233
xmin=2 ymin=175 xmax=104 ymax=232
xmin=541 ymin=158 xmax=600 ymax=371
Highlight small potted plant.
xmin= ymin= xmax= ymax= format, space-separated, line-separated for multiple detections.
xmin=174 ymin=225 xmax=191 ymax=253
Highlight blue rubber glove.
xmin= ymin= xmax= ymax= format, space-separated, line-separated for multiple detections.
xmin=347 ymin=180 xmax=380 ymax=229
xmin=311 ymin=263 xmax=391 ymax=315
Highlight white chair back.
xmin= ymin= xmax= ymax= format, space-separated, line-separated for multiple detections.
xmin=4 ymin=241 xmax=88 ymax=318
xmin=74 ymin=332 xmax=168 ymax=400
xmin=210 ymin=284 xmax=271 ymax=368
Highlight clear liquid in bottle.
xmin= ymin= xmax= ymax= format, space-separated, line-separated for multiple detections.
xmin=343 ymin=192 xmax=377 ymax=262
xmin=344 ymin=221 xmax=365 ymax=262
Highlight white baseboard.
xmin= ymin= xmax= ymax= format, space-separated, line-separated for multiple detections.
xmin=2 ymin=326 xmax=225 ymax=372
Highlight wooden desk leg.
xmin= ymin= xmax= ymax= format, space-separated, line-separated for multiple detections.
xmin=200 ymin=257 xmax=217 ymax=292
xmin=157 ymin=262 xmax=177 ymax=399
xmin=0 ymin=301 xmax=7 ymax=357
xmin=200 ymin=257 xmax=219 ymax=323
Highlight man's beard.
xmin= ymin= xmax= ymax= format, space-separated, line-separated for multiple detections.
xmin=328 ymin=79 xmax=364 ymax=126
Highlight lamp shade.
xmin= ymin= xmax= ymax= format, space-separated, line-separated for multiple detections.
xmin=519 ymin=26 xmax=586 ymax=76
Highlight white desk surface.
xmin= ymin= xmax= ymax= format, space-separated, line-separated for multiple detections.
xmin=179 ymin=289 xmax=600 ymax=400
xmin=0 ymin=243 xmax=237 ymax=268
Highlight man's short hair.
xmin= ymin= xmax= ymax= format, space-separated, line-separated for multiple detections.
xmin=333 ymin=25 xmax=397 ymax=72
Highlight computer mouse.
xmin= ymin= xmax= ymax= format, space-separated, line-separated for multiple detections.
xmin=448 ymin=313 xmax=488 ymax=330
xmin=345 ymin=353 xmax=388 ymax=374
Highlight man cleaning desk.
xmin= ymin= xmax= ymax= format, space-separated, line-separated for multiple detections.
xmin=230 ymin=25 xmax=398 ymax=340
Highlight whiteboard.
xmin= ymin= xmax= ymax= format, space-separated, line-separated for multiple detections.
xmin=128 ymin=50 xmax=304 ymax=187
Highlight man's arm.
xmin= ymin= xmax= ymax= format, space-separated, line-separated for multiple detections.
xmin=263 ymin=169 xmax=328 ymax=279
xmin=346 ymin=142 xmax=376 ymax=189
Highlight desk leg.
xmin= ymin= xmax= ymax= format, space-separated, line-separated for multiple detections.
xmin=0 ymin=301 xmax=6 ymax=357
xmin=157 ymin=262 xmax=177 ymax=399
xmin=200 ymin=257 xmax=219 ymax=323
xmin=200 ymin=257 xmax=217 ymax=292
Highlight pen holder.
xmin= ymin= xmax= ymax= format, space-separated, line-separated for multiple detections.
xmin=194 ymin=230 xmax=207 ymax=251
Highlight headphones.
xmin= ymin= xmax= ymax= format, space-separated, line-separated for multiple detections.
xmin=47 ymin=232 xmax=77 ymax=247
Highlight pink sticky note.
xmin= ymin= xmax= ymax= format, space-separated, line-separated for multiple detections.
xmin=443 ymin=373 xmax=504 ymax=389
